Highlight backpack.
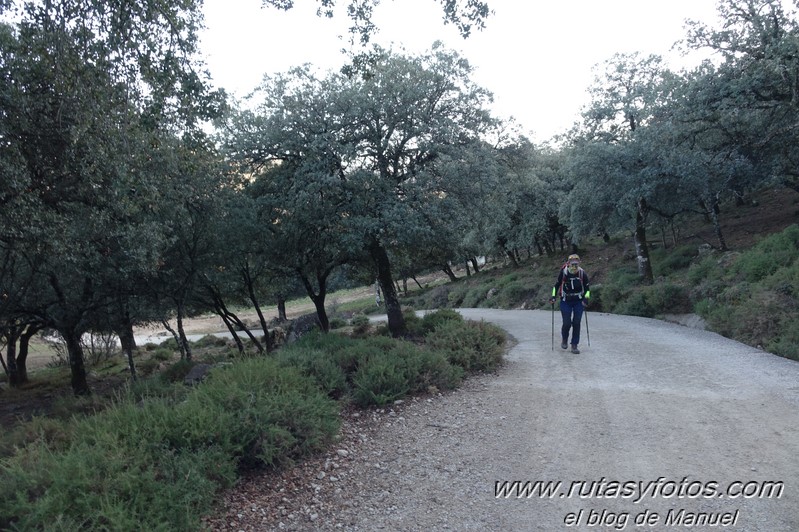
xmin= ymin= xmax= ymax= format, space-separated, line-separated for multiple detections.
xmin=557 ymin=262 xmax=587 ymax=300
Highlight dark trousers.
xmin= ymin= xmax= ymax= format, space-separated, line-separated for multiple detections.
xmin=560 ymin=299 xmax=584 ymax=346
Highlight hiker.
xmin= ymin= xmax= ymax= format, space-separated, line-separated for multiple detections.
xmin=549 ymin=254 xmax=591 ymax=354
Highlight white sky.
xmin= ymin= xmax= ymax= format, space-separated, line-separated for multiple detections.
xmin=199 ymin=0 xmax=722 ymax=142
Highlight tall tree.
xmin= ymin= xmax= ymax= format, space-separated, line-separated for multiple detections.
xmin=0 ymin=0 xmax=219 ymax=394
xmin=225 ymin=45 xmax=497 ymax=336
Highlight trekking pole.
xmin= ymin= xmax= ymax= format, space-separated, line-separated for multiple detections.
xmin=551 ymin=301 xmax=555 ymax=351
xmin=584 ymin=306 xmax=590 ymax=347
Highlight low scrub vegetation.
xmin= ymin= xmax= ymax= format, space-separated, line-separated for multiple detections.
xmin=0 ymin=311 xmax=506 ymax=530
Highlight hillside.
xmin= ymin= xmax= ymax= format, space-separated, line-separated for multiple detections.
xmin=402 ymin=186 xmax=799 ymax=358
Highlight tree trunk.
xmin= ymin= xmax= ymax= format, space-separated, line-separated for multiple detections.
xmin=62 ymin=328 xmax=91 ymax=396
xmin=470 ymin=257 xmax=480 ymax=273
xmin=5 ymin=328 xmax=21 ymax=387
xmin=411 ymin=275 xmax=423 ymax=290
xmin=176 ymin=303 xmax=192 ymax=361
xmin=220 ymin=313 xmax=245 ymax=354
xmin=277 ymin=298 xmax=287 ymax=322
xmin=309 ymin=294 xmax=330 ymax=333
xmin=442 ymin=263 xmax=458 ymax=282
xmin=635 ymin=197 xmax=654 ymax=284
xmin=209 ymin=287 xmax=263 ymax=353
xmin=117 ymin=321 xmax=137 ymax=381
xmin=370 ymin=238 xmax=405 ymax=337
xmin=16 ymin=325 xmax=39 ymax=385
xmin=504 ymin=248 xmax=519 ymax=268
xmin=465 ymin=262 xmax=471 ymax=277
xmin=298 ymin=271 xmax=330 ymax=333
xmin=161 ymin=319 xmax=185 ymax=358
xmin=243 ymin=267 xmax=272 ymax=351
xmin=706 ymin=200 xmax=728 ymax=251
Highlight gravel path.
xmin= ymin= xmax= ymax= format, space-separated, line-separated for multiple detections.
xmin=205 ymin=309 xmax=799 ymax=531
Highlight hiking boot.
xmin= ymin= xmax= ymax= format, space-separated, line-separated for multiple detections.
xmin=561 ymin=341 xmax=568 ymax=349
xmin=570 ymin=345 xmax=580 ymax=354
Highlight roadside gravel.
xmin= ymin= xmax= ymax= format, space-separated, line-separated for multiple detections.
xmin=203 ymin=309 xmax=799 ymax=531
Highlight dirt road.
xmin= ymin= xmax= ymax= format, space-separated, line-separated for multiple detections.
xmin=213 ymin=309 xmax=799 ymax=531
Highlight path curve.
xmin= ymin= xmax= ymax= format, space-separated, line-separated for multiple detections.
xmin=213 ymin=309 xmax=799 ymax=531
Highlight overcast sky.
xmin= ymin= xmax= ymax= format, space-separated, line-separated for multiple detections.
xmin=199 ymin=0 xmax=722 ymax=142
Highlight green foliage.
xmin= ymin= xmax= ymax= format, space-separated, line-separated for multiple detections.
xmin=425 ymin=320 xmax=506 ymax=373
xmin=420 ymin=309 xmax=464 ymax=333
xmin=690 ymin=226 xmax=799 ymax=359
xmin=193 ymin=335 xmax=229 ymax=348
xmin=351 ymin=341 xmax=463 ymax=407
xmin=597 ymin=267 xmax=641 ymax=312
xmin=490 ymin=280 xmax=534 ymax=308
xmin=149 ymin=347 xmax=174 ymax=361
xmin=159 ymin=359 xmax=195 ymax=384
xmin=275 ymin=346 xmax=349 ymax=399
xmin=0 ymin=358 xmax=340 ymax=530
xmin=729 ymin=225 xmax=799 ymax=282
xmin=651 ymin=244 xmax=698 ymax=277
xmin=328 ymin=317 xmax=347 ymax=329
xmin=350 ymin=315 xmax=371 ymax=335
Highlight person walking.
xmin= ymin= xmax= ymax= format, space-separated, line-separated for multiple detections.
xmin=549 ymin=254 xmax=591 ymax=354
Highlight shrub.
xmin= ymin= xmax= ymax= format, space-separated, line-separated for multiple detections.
xmin=420 ymin=309 xmax=464 ymax=334
xmin=687 ymin=254 xmax=725 ymax=285
xmin=351 ymin=352 xmax=410 ymax=407
xmin=652 ymin=244 xmax=698 ymax=277
xmin=350 ymin=314 xmax=371 ymax=336
xmin=599 ymin=268 xmax=641 ymax=312
xmin=275 ymin=346 xmax=349 ymax=399
xmin=426 ymin=320 xmax=506 ymax=373
xmin=731 ymin=224 xmax=799 ymax=282
xmin=0 ymin=358 xmax=340 ymax=530
xmin=402 ymin=310 xmax=424 ymax=337
xmin=328 ymin=317 xmax=347 ymax=330
xmin=160 ymin=359 xmax=195 ymax=383
xmin=461 ymin=285 xmax=487 ymax=308
xmin=193 ymin=334 xmax=228 ymax=348
xmin=149 ymin=347 xmax=174 ymax=361
xmin=644 ymin=283 xmax=691 ymax=314
xmin=350 ymin=340 xmax=463 ymax=407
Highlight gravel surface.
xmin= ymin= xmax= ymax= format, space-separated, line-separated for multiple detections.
xmin=203 ymin=309 xmax=799 ymax=531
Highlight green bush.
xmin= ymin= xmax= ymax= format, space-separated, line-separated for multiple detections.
xmin=149 ymin=346 xmax=174 ymax=361
xmin=731 ymin=224 xmax=799 ymax=282
xmin=350 ymin=341 xmax=463 ymax=407
xmin=420 ymin=309 xmax=464 ymax=334
xmin=0 ymin=358 xmax=339 ymax=530
xmin=328 ymin=317 xmax=347 ymax=330
xmin=275 ymin=346 xmax=349 ymax=399
xmin=652 ymin=244 xmax=698 ymax=277
xmin=193 ymin=334 xmax=228 ymax=348
xmin=599 ymin=268 xmax=641 ymax=312
xmin=446 ymin=283 xmax=469 ymax=307
xmin=426 ymin=320 xmax=506 ymax=373
xmin=350 ymin=314 xmax=371 ymax=336
xmin=687 ymin=254 xmax=725 ymax=285
xmin=402 ymin=310 xmax=424 ymax=337
xmin=461 ymin=285 xmax=487 ymax=308
xmin=351 ymin=352 xmax=409 ymax=406
xmin=160 ymin=359 xmax=195 ymax=383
